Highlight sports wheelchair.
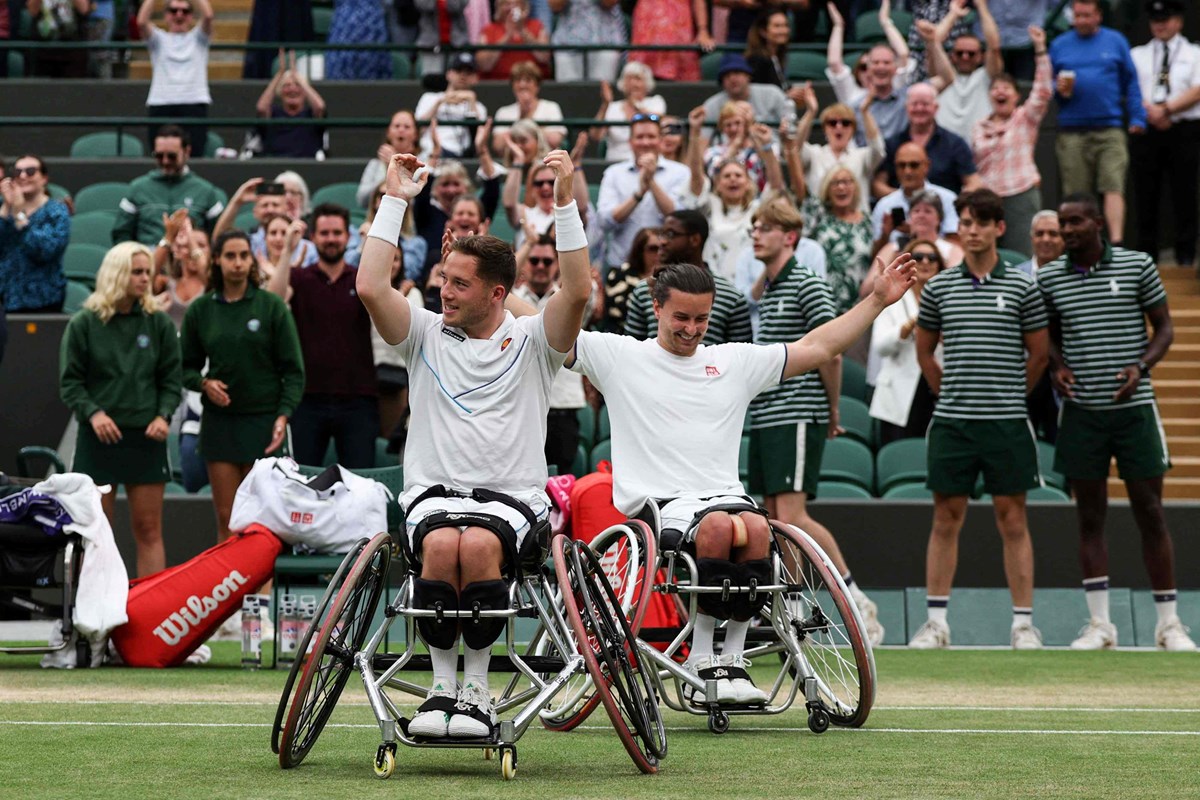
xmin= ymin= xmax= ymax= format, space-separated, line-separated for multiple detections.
xmin=545 ymin=499 xmax=876 ymax=737
xmin=271 ymin=486 xmax=667 ymax=780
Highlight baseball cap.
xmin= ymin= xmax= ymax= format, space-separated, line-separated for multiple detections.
xmin=448 ymin=52 xmax=477 ymax=72
xmin=716 ymin=54 xmax=753 ymax=83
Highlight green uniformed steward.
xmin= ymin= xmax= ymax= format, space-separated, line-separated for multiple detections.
xmin=112 ymin=165 xmax=225 ymax=246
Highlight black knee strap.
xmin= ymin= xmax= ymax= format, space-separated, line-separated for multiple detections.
xmin=730 ymin=558 xmax=772 ymax=620
xmin=412 ymin=578 xmax=459 ymax=650
xmin=459 ymin=580 xmax=509 ymax=649
xmin=696 ymin=558 xmax=736 ymax=620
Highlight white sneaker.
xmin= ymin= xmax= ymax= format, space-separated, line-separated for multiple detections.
xmin=682 ymin=656 xmax=711 ymax=704
xmin=184 ymin=643 xmax=212 ymax=665
xmin=908 ymin=619 xmax=950 ymax=649
xmin=259 ymin=605 xmax=275 ymax=643
xmin=1156 ymin=616 xmax=1198 ymax=652
xmin=849 ymin=586 xmax=885 ymax=647
xmin=408 ymin=682 xmax=457 ymax=738
xmin=720 ymin=653 xmax=768 ymax=705
xmin=1070 ymin=618 xmax=1118 ymax=650
xmin=448 ymin=682 xmax=497 ymax=738
xmin=1011 ymin=622 xmax=1043 ymax=650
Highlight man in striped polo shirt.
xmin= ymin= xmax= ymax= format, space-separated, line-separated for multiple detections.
xmin=747 ymin=197 xmax=884 ymax=645
xmin=622 ymin=210 xmax=753 ymax=345
xmin=911 ymin=189 xmax=1049 ymax=650
xmin=1038 ymin=194 xmax=1196 ymax=652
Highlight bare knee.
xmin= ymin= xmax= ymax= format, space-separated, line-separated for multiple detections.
xmin=421 ymin=529 xmax=461 ymax=576
xmin=694 ymin=512 xmax=733 ymax=559
xmin=993 ymin=496 xmax=1029 ymax=539
xmin=932 ymin=494 xmax=968 ymax=536
xmin=459 ymin=527 xmax=504 ymax=581
xmin=737 ymin=513 xmax=771 ymax=559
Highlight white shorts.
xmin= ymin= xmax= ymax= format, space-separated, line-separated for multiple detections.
xmin=659 ymin=495 xmax=757 ymax=540
xmin=404 ymin=495 xmax=550 ymax=552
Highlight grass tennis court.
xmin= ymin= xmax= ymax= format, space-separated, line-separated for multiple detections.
xmin=3 ymin=645 xmax=1198 ymax=798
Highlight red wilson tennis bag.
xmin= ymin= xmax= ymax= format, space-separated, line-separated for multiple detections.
xmin=110 ymin=525 xmax=284 ymax=667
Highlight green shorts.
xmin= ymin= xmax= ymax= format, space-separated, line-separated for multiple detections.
xmin=1056 ymin=128 xmax=1128 ymax=196
xmin=926 ymin=417 xmax=1041 ymax=497
xmin=72 ymin=423 xmax=170 ymax=486
xmin=1055 ymin=402 xmax=1170 ymax=481
xmin=748 ymin=422 xmax=827 ymax=499
xmin=198 ymin=410 xmax=279 ymax=464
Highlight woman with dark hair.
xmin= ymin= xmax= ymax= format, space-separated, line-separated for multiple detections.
xmin=356 ymin=110 xmax=419 ymax=208
xmin=179 ymin=229 xmax=304 ymax=544
xmin=744 ymin=8 xmax=791 ymax=89
xmin=604 ymin=226 xmax=662 ymax=334
xmin=0 ymin=154 xmax=70 ymax=313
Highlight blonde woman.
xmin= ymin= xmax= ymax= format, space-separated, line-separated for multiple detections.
xmin=59 ymin=241 xmax=181 ymax=577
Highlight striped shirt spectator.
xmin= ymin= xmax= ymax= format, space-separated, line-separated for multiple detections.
xmin=622 ymin=275 xmax=752 ymax=345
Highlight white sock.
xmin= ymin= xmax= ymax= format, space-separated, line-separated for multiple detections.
xmin=689 ymin=613 xmax=717 ymax=663
xmin=1084 ymin=576 xmax=1110 ymax=623
xmin=429 ymin=645 xmax=458 ymax=693
xmin=1012 ymin=607 xmax=1033 ymax=630
xmin=721 ymin=619 xmax=750 ymax=658
xmin=462 ymin=643 xmax=491 ymax=691
xmin=1153 ymin=591 xmax=1178 ymax=625
xmin=927 ymin=596 xmax=949 ymax=625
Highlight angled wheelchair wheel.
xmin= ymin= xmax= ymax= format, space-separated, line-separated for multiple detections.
xmin=541 ymin=521 xmax=657 ymax=732
xmin=772 ymin=523 xmax=876 ymax=727
xmin=271 ymin=537 xmax=370 ymax=755
xmin=278 ymin=532 xmax=391 ymax=768
xmin=554 ymin=535 xmax=667 ymax=773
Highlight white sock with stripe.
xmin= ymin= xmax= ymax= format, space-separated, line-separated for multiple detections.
xmin=1083 ymin=576 xmax=1110 ymax=623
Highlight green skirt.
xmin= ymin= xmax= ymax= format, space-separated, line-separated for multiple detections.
xmin=199 ymin=410 xmax=280 ymax=464
xmin=73 ymin=424 xmax=170 ymax=486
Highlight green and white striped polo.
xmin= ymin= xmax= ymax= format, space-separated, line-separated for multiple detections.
xmin=622 ymin=273 xmax=753 ymax=345
xmin=1037 ymin=245 xmax=1167 ymax=410
xmin=917 ymin=260 xmax=1048 ymax=420
xmin=749 ymin=258 xmax=836 ymax=428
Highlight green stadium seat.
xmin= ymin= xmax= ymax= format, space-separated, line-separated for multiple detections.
xmin=570 ymin=444 xmax=588 ymax=477
xmin=882 ymin=481 xmax=932 ymax=500
xmin=998 ymin=247 xmax=1029 ymax=268
xmin=375 ymin=437 xmax=400 ymax=467
xmin=48 ymin=183 xmax=71 ymax=202
xmin=1027 ymin=485 xmax=1071 ymax=502
xmin=312 ymin=6 xmax=334 ymax=39
xmin=63 ymin=243 xmax=109 ymax=287
xmin=73 ymin=182 xmax=131 ymax=215
xmin=165 ymin=481 xmax=188 ymax=495
xmin=69 ymin=210 xmax=118 ymax=247
xmin=63 ymin=280 xmax=92 ymax=314
xmin=205 ymin=131 xmax=225 ymax=156
xmin=392 ymin=52 xmax=413 ymax=79
xmin=311 ymin=182 xmax=360 ymax=209
xmin=876 ymin=437 xmax=928 ymax=495
xmin=576 ymin=405 xmax=596 ymax=453
xmin=819 ymin=437 xmax=874 ymax=493
xmin=597 ymin=404 xmax=610 ymax=442
xmin=701 ymin=51 xmax=723 ymax=81
xmin=786 ymin=50 xmax=829 ymax=81
xmin=70 ymin=132 xmax=145 ymax=158
xmin=855 ymin=9 xmax=912 ymax=43
xmin=487 ymin=212 xmax=516 ymax=245
xmin=7 ymin=51 xmax=24 ymax=78
xmin=1036 ymin=440 xmax=1067 ymax=491
xmin=589 ymin=439 xmax=611 ymax=471
xmin=838 ymin=395 xmax=875 ymax=450
xmin=841 ymin=357 xmax=868 ymax=403
xmin=235 ymin=207 xmax=258 ymax=232
xmin=816 ymin=480 xmax=873 ymax=500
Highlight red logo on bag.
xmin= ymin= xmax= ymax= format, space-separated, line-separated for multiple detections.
xmin=706 ymin=366 xmax=720 ymax=376
xmin=302 ymin=513 xmax=313 ymax=524
xmin=290 ymin=511 xmax=314 ymax=524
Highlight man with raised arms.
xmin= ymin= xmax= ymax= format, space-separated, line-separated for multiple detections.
xmin=356 ymin=150 xmax=590 ymax=738
xmin=563 ymin=255 xmax=914 ymax=703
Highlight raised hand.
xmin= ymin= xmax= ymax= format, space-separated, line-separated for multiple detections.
xmin=474 ymin=116 xmax=494 ymax=159
xmin=377 ymin=143 xmax=396 ymax=164
xmin=688 ymin=105 xmax=707 ymax=133
xmin=441 ymin=225 xmax=455 ymax=263
xmin=283 ymin=218 xmax=307 ymax=254
xmin=386 ymin=153 xmax=430 ymax=201
xmin=233 ymin=176 xmax=263 ymax=206
xmin=915 ymin=19 xmax=937 ymax=41
xmin=1027 ymin=25 xmax=1045 ymax=50
xmin=163 ymin=207 xmax=189 ymax=243
xmin=570 ymin=131 xmax=589 ymax=166
xmin=543 ymin=149 xmax=575 ymax=206
xmin=871 ymin=253 xmax=916 ymax=305
xmin=507 ymin=137 xmax=527 ymax=166
xmin=750 ymin=123 xmax=773 ymax=149
xmin=826 ymin=1 xmax=844 ymax=29
xmin=600 ymin=80 xmax=613 ymax=105
xmin=878 ymin=0 xmax=891 ymax=23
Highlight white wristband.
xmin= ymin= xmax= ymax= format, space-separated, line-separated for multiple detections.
xmin=367 ymin=195 xmax=408 ymax=246
xmin=553 ymin=199 xmax=587 ymax=252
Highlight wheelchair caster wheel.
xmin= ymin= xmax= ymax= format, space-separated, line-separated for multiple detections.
xmin=808 ymin=708 xmax=830 ymax=735
xmin=373 ymin=744 xmax=396 ymax=779
xmin=707 ymin=711 xmax=730 ymax=735
xmin=483 ymin=747 xmax=494 ymax=761
xmin=500 ymin=748 xmax=517 ymax=781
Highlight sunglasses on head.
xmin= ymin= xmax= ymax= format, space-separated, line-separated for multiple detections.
xmin=631 ymin=113 xmax=661 ymax=124
xmin=153 ymin=151 xmax=180 ymax=162
xmin=662 ymin=123 xmax=684 ymax=135
xmin=910 ymin=252 xmax=939 ymax=262
xmin=13 ymin=166 xmax=40 ymax=177
xmin=824 ymin=118 xmax=854 ymax=128
xmin=531 ymin=179 xmax=553 ymax=188
xmin=528 ymin=256 xmax=555 ymax=266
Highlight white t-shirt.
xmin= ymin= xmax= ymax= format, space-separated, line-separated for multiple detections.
xmin=146 ymin=26 xmax=212 ymax=106
xmin=569 ymin=331 xmax=786 ymax=515
xmin=935 ymin=68 xmax=994 ymax=142
xmin=493 ymin=99 xmax=569 ymax=142
xmin=414 ymin=91 xmax=489 ymax=156
xmin=393 ymin=307 xmax=568 ymax=509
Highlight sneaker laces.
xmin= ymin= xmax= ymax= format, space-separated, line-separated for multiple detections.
xmin=721 ymin=653 xmax=752 ymax=668
xmin=457 ymin=683 xmax=495 ymax=714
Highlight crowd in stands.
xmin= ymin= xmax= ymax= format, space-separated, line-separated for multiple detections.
xmin=1 ymin=0 xmax=1198 ymax=650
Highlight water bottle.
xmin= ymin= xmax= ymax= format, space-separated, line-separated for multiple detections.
xmin=240 ymin=595 xmax=262 ymax=669
xmin=279 ymin=595 xmax=299 ymax=666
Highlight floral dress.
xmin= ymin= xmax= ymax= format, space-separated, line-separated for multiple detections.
xmin=629 ymin=0 xmax=699 ymax=81
xmin=802 ymin=196 xmax=873 ymax=316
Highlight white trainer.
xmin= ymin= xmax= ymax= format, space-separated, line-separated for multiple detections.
xmin=720 ymin=653 xmax=769 ymax=705
xmin=683 ymin=654 xmax=724 ymax=704
xmin=1156 ymin=616 xmax=1198 ymax=652
xmin=1070 ymin=618 xmax=1118 ymax=650
xmin=849 ymin=586 xmax=885 ymax=647
xmin=259 ymin=605 xmax=275 ymax=642
xmin=448 ymin=682 xmax=497 ymax=738
xmin=908 ymin=619 xmax=950 ymax=649
xmin=408 ymin=682 xmax=457 ymax=738
xmin=1011 ymin=622 xmax=1043 ymax=650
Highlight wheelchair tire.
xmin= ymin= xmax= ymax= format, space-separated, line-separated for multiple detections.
xmin=771 ymin=522 xmax=876 ymax=728
xmin=271 ymin=537 xmax=370 ymax=755
xmin=554 ymin=535 xmax=667 ymax=773
xmin=278 ymin=532 xmax=391 ymax=768
xmin=541 ymin=521 xmax=657 ymax=733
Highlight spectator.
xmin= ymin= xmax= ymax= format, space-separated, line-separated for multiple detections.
xmin=255 ymin=50 xmax=328 ymax=159
xmin=622 ymin=209 xmax=753 ymax=344
xmin=825 ymin=1 xmax=913 ymax=111
xmin=476 ymin=0 xmax=550 ymax=80
xmin=275 ymin=169 xmax=311 ymax=220
xmin=744 ymin=7 xmax=792 ymax=89
xmin=972 ymin=29 xmax=1052 ymax=256
xmin=180 ymin=229 xmax=304 ymax=544
xmin=598 ymin=62 xmax=667 ymax=164
xmin=1040 ymin=193 xmax=1196 ymax=652
xmin=548 ymin=0 xmax=625 ymax=83
xmin=26 ymin=0 xmax=90 ymax=78
xmin=876 ymin=82 xmax=980 ymax=198
xmin=1017 ymin=209 xmax=1063 ymax=443
xmin=325 ymin=0 xmax=392 ymax=80
xmin=415 ymin=0 xmax=468 ymax=76
xmin=659 ymin=115 xmax=687 ymax=163
xmin=716 ymin=0 xmax=779 ymax=45
xmin=1130 ymin=0 xmax=1200 ymax=267
xmin=357 ymin=110 xmax=419 ymax=209
xmin=154 ymin=207 xmax=209 ymax=328
xmin=906 ymin=0 xmax=972 ymax=83
xmin=415 ymin=52 xmax=487 ymax=159
xmin=870 ymin=142 xmax=959 ymax=242
xmin=685 ymin=107 xmax=784 ymax=281
xmin=113 ymin=125 xmax=225 ymax=246
xmin=0 ymin=154 xmax=69 ymax=312
xmin=629 ymin=0 xmax=712 ymax=82
xmin=603 ymin=226 xmax=660 ymax=334
xmin=986 ymin=0 xmax=1047 ymax=80
xmin=910 ymin=188 xmax=1048 ymax=651
xmin=211 ymin=176 xmax=317 ymax=268
xmin=791 ymin=86 xmax=884 ymax=211
xmin=492 ymin=61 xmax=568 ymax=152
xmin=59 ymin=241 xmax=180 ymax=577
xmin=1050 ymin=0 xmax=1145 ymax=245
xmin=266 ymin=207 xmax=378 ymax=468
xmin=871 ymin=190 xmax=964 ymax=277
xmin=413 ymin=135 xmax=502 ymax=276
xmin=596 ymin=113 xmax=691 ymax=272
xmin=799 ymin=166 xmax=875 ymax=316
xmin=869 ymin=238 xmax=943 ymax=446
xmin=84 ymin=0 xmax=117 ymax=79
xmin=504 ymin=118 xmax=550 ymax=169
xmin=929 ymin=0 xmax=1005 ymax=143
xmin=698 ymin=101 xmax=775 ymax=192
xmin=702 ymin=55 xmax=796 ymax=135
xmin=242 ymin=0 xmax=312 ymax=79
xmin=503 ymin=161 xmax=556 ymax=250
xmin=138 ymin=0 xmax=214 ymax=157
xmin=256 ymin=212 xmax=290 ymax=277
xmin=346 ymin=181 xmax=427 ymax=286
